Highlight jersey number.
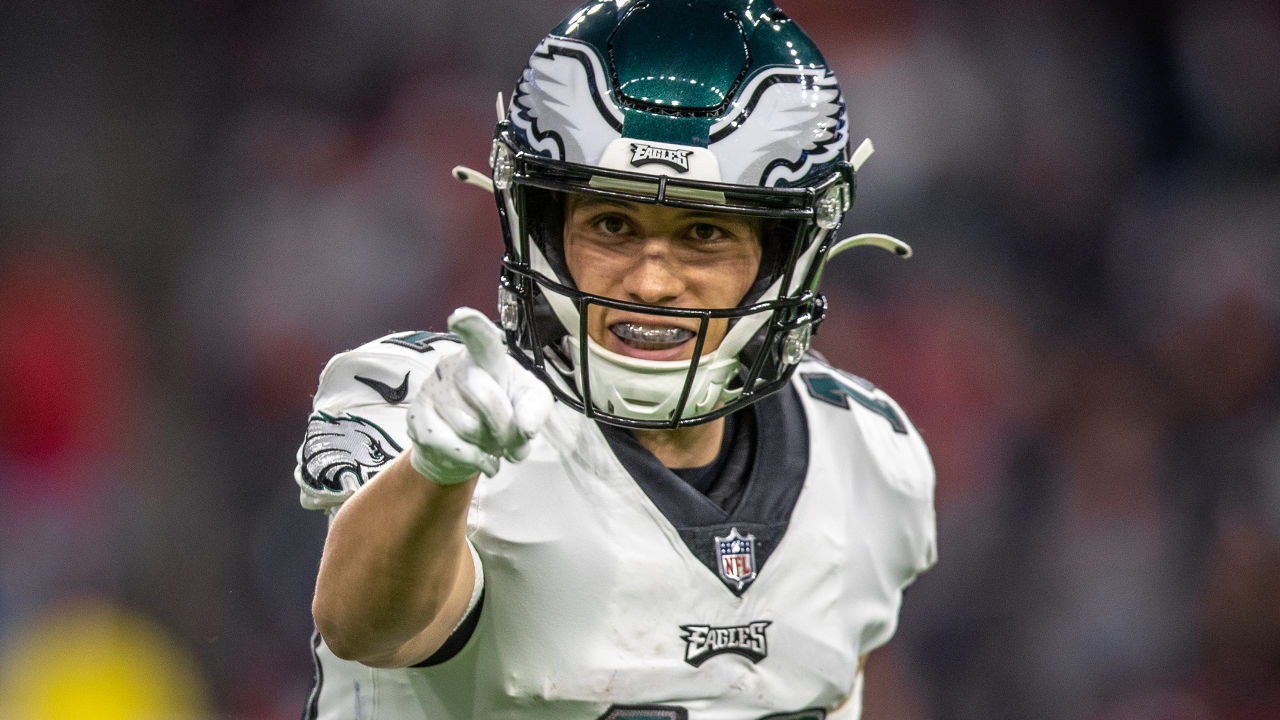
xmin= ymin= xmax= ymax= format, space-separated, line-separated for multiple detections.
xmin=381 ymin=331 xmax=457 ymax=353
xmin=801 ymin=372 xmax=907 ymax=434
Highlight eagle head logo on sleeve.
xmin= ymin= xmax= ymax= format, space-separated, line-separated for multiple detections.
xmin=300 ymin=412 xmax=403 ymax=494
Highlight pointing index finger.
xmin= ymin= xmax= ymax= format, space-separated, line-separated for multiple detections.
xmin=447 ymin=307 xmax=510 ymax=386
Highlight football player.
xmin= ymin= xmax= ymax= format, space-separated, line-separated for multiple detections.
xmin=296 ymin=2 xmax=936 ymax=719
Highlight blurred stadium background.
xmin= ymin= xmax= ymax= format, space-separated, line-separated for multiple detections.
xmin=1 ymin=0 xmax=1278 ymax=718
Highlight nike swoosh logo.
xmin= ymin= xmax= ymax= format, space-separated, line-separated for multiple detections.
xmin=355 ymin=372 xmax=411 ymax=404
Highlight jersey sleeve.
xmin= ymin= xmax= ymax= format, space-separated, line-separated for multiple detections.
xmin=838 ymin=366 xmax=937 ymax=586
xmin=293 ymin=331 xmax=461 ymax=512
xmin=812 ymin=363 xmax=937 ymax=658
xmin=294 ymin=331 xmax=489 ymax=669
xmin=796 ymin=358 xmax=938 ymax=593
xmin=869 ymin=386 xmax=937 ymax=584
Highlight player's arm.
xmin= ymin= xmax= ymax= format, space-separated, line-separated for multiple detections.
xmin=311 ymin=309 xmax=552 ymax=668
xmin=313 ymin=453 xmax=479 ymax=668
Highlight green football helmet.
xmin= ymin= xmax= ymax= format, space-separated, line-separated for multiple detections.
xmin=485 ymin=0 xmax=900 ymax=429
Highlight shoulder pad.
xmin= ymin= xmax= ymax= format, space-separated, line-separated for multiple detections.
xmin=295 ymin=331 xmax=462 ymax=511
xmin=793 ymin=356 xmax=937 ymax=581
xmin=313 ymin=331 xmax=461 ymax=414
xmin=793 ymin=356 xmax=934 ymax=501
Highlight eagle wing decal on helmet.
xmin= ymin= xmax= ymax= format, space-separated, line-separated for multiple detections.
xmin=709 ymin=68 xmax=847 ymax=187
xmin=510 ymin=37 xmax=624 ymax=166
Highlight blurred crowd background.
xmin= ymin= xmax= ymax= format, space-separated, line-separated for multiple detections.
xmin=0 ymin=0 xmax=1277 ymax=718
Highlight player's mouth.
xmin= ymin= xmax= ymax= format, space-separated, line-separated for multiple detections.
xmin=609 ymin=322 xmax=696 ymax=359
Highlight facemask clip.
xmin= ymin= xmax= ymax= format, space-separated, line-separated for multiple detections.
xmin=781 ymin=323 xmax=812 ymax=365
xmin=815 ymin=182 xmax=850 ymax=229
xmin=492 ymin=141 xmax=515 ymax=190
xmin=498 ymin=286 xmax=520 ymax=331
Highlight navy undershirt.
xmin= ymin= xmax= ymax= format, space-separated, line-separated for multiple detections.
xmin=598 ymin=386 xmax=809 ymax=596
xmin=670 ymin=412 xmax=736 ymax=496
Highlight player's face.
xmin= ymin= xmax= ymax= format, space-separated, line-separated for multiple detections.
xmin=563 ymin=195 xmax=762 ymax=362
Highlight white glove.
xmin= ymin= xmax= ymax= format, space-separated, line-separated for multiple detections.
xmin=405 ymin=307 xmax=553 ymax=485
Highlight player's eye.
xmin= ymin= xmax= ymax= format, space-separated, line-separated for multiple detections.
xmin=598 ymin=216 xmax=627 ymax=234
xmin=691 ymin=223 xmax=722 ymax=241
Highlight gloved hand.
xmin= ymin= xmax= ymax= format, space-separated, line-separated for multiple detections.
xmin=406 ymin=307 xmax=553 ymax=485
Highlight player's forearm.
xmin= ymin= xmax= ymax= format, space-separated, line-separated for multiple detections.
xmin=312 ymin=451 xmax=477 ymax=664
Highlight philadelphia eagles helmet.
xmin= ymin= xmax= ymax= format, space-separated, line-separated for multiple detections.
xmin=483 ymin=0 xmax=902 ymax=429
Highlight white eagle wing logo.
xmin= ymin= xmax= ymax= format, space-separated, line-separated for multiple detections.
xmin=511 ymin=38 xmax=624 ymax=166
xmin=711 ymin=69 xmax=847 ymax=187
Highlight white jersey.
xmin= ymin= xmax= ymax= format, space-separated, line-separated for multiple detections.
xmin=295 ymin=331 xmax=936 ymax=720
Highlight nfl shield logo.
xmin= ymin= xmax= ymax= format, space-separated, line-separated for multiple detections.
xmin=715 ymin=528 xmax=757 ymax=590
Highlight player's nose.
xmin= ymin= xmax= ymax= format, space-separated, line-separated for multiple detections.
xmin=623 ymin=238 xmax=685 ymax=306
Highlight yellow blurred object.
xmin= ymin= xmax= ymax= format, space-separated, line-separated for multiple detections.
xmin=0 ymin=597 xmax=210 ymax=720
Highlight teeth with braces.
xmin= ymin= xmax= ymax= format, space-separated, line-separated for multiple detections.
xmin=611 ymin=323 xmax=695 ymax=348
